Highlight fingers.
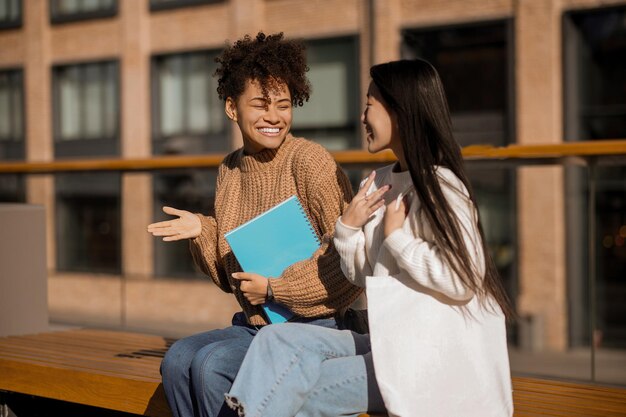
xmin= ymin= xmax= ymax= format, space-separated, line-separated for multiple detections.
xmin=231 ymin=272 xmax=253 ymax=281
xmin=162 ymin=206 xmax=186 ymax=217
xmin=147 ymin=219 xmax=176 ymax=230
xmin=356 ymin=171 xmax=376 ymax=198
xmin=365 ymin=184 xmax=391 ymax=206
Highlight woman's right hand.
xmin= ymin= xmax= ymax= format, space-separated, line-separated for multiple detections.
xmin=147 ymin=206 xmax=202 ymax=241
xmin=340 ymin=171 xmax=390 ymax=229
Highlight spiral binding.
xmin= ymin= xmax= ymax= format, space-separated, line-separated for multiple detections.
xmin=293 ymin=196 xmax=321 ymax=246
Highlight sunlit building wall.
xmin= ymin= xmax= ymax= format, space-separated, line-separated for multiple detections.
xmin=0 ymin=0 xmax=625 ymax=383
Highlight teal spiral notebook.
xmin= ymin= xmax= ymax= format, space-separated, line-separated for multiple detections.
xmin=224 ymin=196 xmax=321 ymax=323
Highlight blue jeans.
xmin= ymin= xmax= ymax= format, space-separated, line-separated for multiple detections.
xmin=225 ymin=323 xmax=385 ymax=417
xmin=161 ymin=313 xmax=338 ymax=417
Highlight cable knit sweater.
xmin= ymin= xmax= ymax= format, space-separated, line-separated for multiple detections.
xmin=190 ymin=134 xmax=363 ymax=326
xmin=334 ymin=164 xmax=513 ymax=417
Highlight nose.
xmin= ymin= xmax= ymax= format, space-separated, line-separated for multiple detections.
xmin=361 ymin=107 xmax=367 ymax=125
xmin=264 ymin=105 xmax=280 ymax=124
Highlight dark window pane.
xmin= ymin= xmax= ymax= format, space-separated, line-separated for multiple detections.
xmin=152 ymin=51 xmax=228 ymax=155
xmin=50 ymin=0 xmax=116 ymax=23
xmin=292 ymin=37 xmax=360 ymax=150
xmin=565 ymin=7 xmax=626 ymax=140
xmin=150 ymin=0 xmax=217 ymax=12
xmin=152 ymin=170 xmax=217 ymax=278
xmin=53 ymin=61 xmax=119 ymax=157
xmin=55 ymin=172 xmax=121 ymax=274
xmin=596 ymin=166 xmax=626 ymax=353
xmin=0 ymin=69 xmax=24 ymax=160
xmin=0 ymin=0 xmax=21 ymax=28
xmin=0 ymin=174 xmax=25 ymax=202
xmin=402 ymin=21 xmax=513 ymax=147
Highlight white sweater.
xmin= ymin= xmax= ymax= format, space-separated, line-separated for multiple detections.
xmin=334 ymin=164 xmax=513 ymax=417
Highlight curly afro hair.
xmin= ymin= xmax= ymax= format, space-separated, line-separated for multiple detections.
xmin=215 ymin=32 xmax=311 ymax=107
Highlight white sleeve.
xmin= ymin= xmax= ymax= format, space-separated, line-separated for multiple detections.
xmin=333 ymin=217 xmax=372 ymax=288
xmin=382 ymin=180 xmax=485 ymax=301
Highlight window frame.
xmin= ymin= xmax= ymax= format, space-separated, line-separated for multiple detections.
xmin=150 ymin=49 xmax=229 ymax=155
xmin=401 ymin=18 xmax=516 ymax=147
xmin=0 ymin=0 xmax=22 ymax=30
xmin=562 ymin=5 xmax=626 ymax=142
xmin=51 ymin=59 xmax=120 ymax=158
xmin=49 ymin=0 xmax=117 ymax=25
xmin=291 ymin=35 xmax=361 ymax=150
xmin=0 ymin=67 xmax=25 ymax=160
xmin=149 ymin=0 xmax=222 ymax=13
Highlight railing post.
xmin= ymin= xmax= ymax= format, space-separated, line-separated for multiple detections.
xmin=587 ymin=158 xmax=597 ymax=382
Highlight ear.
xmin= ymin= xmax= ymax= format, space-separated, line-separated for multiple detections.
xmin=225 ymin=97 xmax=238 ymax=122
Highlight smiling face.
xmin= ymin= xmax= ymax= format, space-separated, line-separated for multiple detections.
xmin=361 ymin=81 xmax=399 ymax=154
xmin=225 ymin=79 xmax=293 ymax=155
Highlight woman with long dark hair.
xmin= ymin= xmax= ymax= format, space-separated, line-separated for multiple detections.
xmin=224 ymin=59 xmax=514 ymax=417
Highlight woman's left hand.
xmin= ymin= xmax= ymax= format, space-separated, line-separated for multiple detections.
xmin=232 ymin=272 xmax=270 ymax=305
xmin=384 ymin=195 xmax=409 ymax=237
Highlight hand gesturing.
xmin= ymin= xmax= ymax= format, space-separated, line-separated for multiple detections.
xmin=147 ymin=206 xmax=202 ymax=241
xmin=341 ymin=171 xmax=391 ymax=229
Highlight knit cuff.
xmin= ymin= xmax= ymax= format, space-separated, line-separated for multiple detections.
xmin=190 ymin=214 xmax=216 ymax=251
xmin=334 ymin=217 xmax=362 ymax=238
xmin=267 ymin=276 xmax=292 ymax=304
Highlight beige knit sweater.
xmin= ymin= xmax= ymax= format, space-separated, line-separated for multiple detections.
xmin=189 ymin=135 xmax=363 ymax=326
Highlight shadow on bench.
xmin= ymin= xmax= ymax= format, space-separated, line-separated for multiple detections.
xmin=1 ymin=330 xmax=625 ymax=417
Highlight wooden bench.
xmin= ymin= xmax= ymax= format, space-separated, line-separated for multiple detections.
xmin=1 ymin=330 xmax=625 ymax=417
xmin=0 ymin=329 xmax=172 ymax=416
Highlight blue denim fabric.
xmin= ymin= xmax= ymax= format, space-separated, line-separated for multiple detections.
xmin=225 ymin=323 xmax=385 ymax=417
xmin=161 ymin=313 xmax=338 ymax=417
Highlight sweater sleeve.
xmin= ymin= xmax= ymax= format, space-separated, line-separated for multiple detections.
xmin=189 ymin=214 xmax=231 ymax=293
xmin=383 ymin=177 xmax=485 ymax=301
xmin=269 ymin=152 xmax=363 ymax=316
xmin=333 ymin=217 xmax=371 ymax=288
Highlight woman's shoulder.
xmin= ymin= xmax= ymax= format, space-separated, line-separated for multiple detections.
xmin=287 ymin=136 xmax=338 ymax=173
xmin=290 ymin=136 xmax=334 ymax=159
xmin=434 ymin=166 xmax=469 ymax=197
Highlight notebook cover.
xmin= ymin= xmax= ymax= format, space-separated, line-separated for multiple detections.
xmin=225 ymin=196 xmax=320 ymax=323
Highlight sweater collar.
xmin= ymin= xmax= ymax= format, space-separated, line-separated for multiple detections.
xmin=387 ymin=162 xmax=413 ymax=194
xmin=238 ymin=134 xmax=295 ymax=173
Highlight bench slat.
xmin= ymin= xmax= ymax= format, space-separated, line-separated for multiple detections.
xmin=0 ymin=358 xmax=171 ymax=417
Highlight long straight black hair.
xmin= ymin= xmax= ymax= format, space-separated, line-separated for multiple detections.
xmin=370 ymin=59 xmax=513 ymax=319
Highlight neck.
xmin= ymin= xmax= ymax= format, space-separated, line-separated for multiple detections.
xmin=391 ymin=144 xmax=408 ymax=171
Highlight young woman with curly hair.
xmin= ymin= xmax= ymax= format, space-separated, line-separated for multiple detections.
xmin=147 ymin=32 xmax=362 ymax=417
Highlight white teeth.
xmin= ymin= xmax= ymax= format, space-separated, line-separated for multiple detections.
xmin=258 ymin=128 xmax=280 ymax=133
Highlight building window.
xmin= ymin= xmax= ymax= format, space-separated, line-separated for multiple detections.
xmin=151 ymin=51 xmax=226 ymax=278
xmin=0 ymin=175 xmax=25 ymax=203
xmin=152 ymin=51 xmax=227 ymax=155
xmin=50 ymin=0 xmax=117 ymax=24
xmin=0 ymin=69 xmax=24 ymax=160
xmin=292 ymin=37 xmax=360 ymax=150
xmin=564 ymin=7 xmax=626 ymax=141
xmin=564 ymin=6 xmax=626 ymax=359
xmin=52 ymin=61 xmax=119 ymax=157
xmin=150 ymin=0 xmax=218 ymax=12
xmin=403 ymin=20 xmax=514 ymax=147
xmin=56 ymin=172 xmax=121 ymax=274
xmin=153 ymin=170 xmax=217 ymax=278
xmin=402 ymin=21 xmax=518 ymax=342
xmin=0 ymin=0 xmax=21 ymax=29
